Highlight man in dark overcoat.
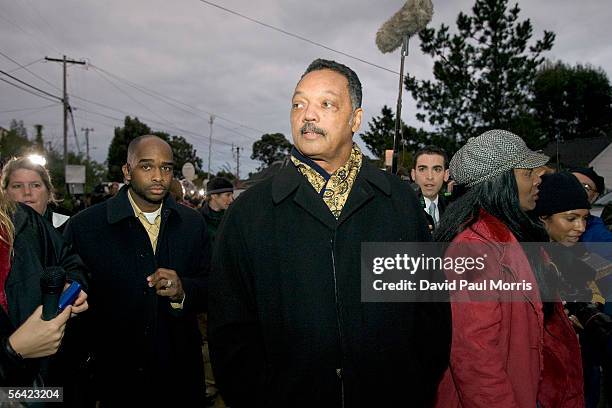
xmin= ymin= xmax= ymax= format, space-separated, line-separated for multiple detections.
xmin=64 ymin=135 xmax=209 ymax=406
xmin=209 ymin=59 xmax=451 ymax=407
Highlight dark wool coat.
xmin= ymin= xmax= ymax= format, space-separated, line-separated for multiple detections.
xmin=209 ymin=161 xmax=451 ymax=407
xmin=0 ymin=204 xmax=88 ymax=388
xmin=64 ymin=186 xmax=210 ymax=406
xmin=199 ymin=204 xmax=224 ymax=243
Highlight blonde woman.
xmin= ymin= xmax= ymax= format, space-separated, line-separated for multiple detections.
xmin=1 ymin=156 xmax=70 ymax=229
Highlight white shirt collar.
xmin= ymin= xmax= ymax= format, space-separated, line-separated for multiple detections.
xmin=423 ymin=195 xmax=439 ymax=208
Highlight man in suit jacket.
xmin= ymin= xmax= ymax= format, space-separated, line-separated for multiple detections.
xmin=411 ymin=145 xmax=450 ymax=231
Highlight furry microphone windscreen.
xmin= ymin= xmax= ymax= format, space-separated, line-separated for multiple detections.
xmin=376 ymin=0 xmax=434 ymax=53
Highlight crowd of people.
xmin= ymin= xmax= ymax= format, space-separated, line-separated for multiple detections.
xmin=0 ymin=57 xmax=611 ymax=408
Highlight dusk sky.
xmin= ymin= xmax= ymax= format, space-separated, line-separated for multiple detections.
xmin=1 ymin=0 xmax=610 ymax=176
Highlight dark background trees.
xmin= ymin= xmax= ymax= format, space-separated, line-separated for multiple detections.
xmin=0 ymin=119 xmax=33 ymax=159
xmin=250 ymin=133 xmax=292 ymax=170
xmin=533 ymin=61 xmax=612 ymax=142
xmin=0 ymin=120 xmax=106 ymax=198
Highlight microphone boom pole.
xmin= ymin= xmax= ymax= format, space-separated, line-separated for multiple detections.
xmin=392 ymin=36 xmax=409 ymax=174
xmin=375 ymin=0 xmax=433 ymax=174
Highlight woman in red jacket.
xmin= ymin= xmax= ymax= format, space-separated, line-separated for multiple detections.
xmin=434 ymin=130 xmax=584 ymax=408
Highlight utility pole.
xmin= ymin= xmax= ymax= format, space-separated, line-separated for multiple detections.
xmin=235 ymin=146 xmax=241 ymax=181
xmin=44 ymin=55 xmax=86 ymax=170
xmin=81 ymin=127 xmax=94 ymax=161
xmin=207 ymin=115 xmax=215 ymax=179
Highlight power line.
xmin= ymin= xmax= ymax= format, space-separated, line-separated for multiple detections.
xmin=90 ymin=65 xmax=260 ymax=144
xmin=71 ymin=112 xmax=116 ymax=129
xmin=0 ymin=50 xmax=61 ymax=91
xmin=92 ymin=67 xmax=185 ymax=134
xmin=0 ymin=13 xmax=62 ymax=56
xmin=0 ymin=69 xmax=62 ymax=101
xmin=7 ymin=57 xmax=43 ymax=74
xmin=67 ymin=84 xmax=243 ymax=149
xmin=198 ymin=0 xmax=398 ymax=75
xmin=71 ymin=111 xmax=236 ymax=168
xmin=89 ymin=63 xmax=265 ymax=137
xmin=74 ymin=105 xmax=238 ymax=148
xmin=21 ymin=0 xmax=64 ymax=51
xmin=0 ymin=54 xmax=255 ymax=163
xmin=0 ymin=103 xmax=58 ymax=114
xmin=0 ymin=57 xmax=253 ymax=166
xmin=0 ymin=76 xmax=60 ymax=103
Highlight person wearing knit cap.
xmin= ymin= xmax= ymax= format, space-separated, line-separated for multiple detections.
xmin=535 ymin=172 xmax=591 ymax=246
xmin=535 ymin=172 xmax=612 ymax=408
xmin=207 ymin=177 xmax=235 ymax=197
xmin=199 ymin=177 xmax=234 ymax=243
xmin=434 ymin=130 xmax=584 ymax=408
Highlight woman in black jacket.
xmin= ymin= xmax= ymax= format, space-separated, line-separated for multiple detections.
xmin=0 ymin=192 xmax=88 ymax=389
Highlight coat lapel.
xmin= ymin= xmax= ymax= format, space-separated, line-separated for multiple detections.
xmin=338 ymin=162 xmax=391 ymax=226
xmin=337 ymin=179 xmax=374 ymax=227
xmin=293 ymin=183 xmax=337 ymax=230
xmin=273 ymin=163 xmax=336 ymax=230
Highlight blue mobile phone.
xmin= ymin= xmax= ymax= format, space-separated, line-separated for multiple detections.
xmin=58 ymin=281 xmax=81 ymax=312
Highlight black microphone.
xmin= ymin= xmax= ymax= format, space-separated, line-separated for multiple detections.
xmin=40 ymin=266 xmax=66 ymax=321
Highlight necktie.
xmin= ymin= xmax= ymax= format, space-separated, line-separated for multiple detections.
xmin=137 ymin=212 xmax=161 ymax=253
xmin=428 ymin=202 xmax=437 ymax=227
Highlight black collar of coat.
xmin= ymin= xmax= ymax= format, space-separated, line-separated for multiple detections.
xmin=12 ymin=202 xmax=36 ymax=235
xmin=106 ymin=184 xmax=182 ymax=225
xmin=272 ymin=158 xmax=391 ymax=229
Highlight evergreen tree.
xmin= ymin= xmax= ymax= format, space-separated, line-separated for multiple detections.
xmin=359 ymin=105 xmax=458 ymax=169
xmin=405 ymin=0 xmax=555 ymax=146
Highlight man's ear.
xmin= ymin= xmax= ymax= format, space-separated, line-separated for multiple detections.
xmin=411 ymin=168 xmax=416 ymax=182
xmin=350 ymin=108 xmax=363 ymax=133
xmin=122 ymin=164 xmax=131 ymax=183
xmin=444 ymin=169 xmax=450 ymax=183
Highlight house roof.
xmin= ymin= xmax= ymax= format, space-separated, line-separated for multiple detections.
xmin=542 ymin=135 xmax=612 ymax=168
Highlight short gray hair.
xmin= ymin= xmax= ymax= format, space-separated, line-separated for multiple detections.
xmin=302 ymin=59 xmax=362 ymax=111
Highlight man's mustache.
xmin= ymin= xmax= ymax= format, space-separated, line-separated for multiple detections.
xmin=300 ymin=123 xmax=326 ymax=136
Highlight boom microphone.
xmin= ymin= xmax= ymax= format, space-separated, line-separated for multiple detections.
xmin=376 ymin=0 xmax=434 ymax=53
xmin=40 ymin=266 xmax=66 ymax=321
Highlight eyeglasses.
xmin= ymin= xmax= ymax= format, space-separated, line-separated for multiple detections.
xmin=582 ymin=183 xmax=600 ymax=198
xmin=582 ymin=183 xmax=596 ymax=192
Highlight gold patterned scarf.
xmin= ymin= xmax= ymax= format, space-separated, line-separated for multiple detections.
xmin=291 ymin=144 xmax=363 ymax=219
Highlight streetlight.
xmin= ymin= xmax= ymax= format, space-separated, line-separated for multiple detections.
xmin=27 ymin=153 xmax=47 ymax=167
